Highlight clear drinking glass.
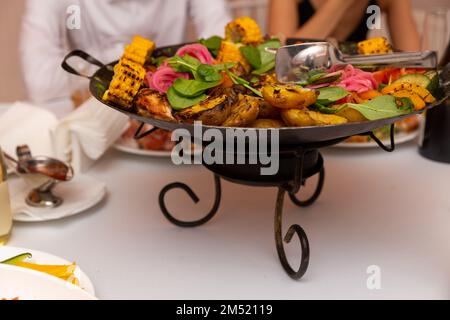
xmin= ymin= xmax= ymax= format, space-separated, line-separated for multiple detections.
xmin=0 ymin=148 xmax=13 ymax=245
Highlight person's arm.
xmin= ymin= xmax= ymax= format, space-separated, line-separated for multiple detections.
xmin=268 ymin=0 xmax=299 ymax=37
xmin=189 ymin=0 xmax=232 ymax=39
xmin=20 ymin=0 xmax=83 ymax=103
xmin=269 ymin=0 xmax=358 ymax=39
xmin=382 ymin=0 xmax=420 ymax=51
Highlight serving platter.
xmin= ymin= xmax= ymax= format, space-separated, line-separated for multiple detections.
xmin=62 ymin=46 xmax=450 ymax=146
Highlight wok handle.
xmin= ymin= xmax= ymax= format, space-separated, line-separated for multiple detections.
xmin=342 ymin=51 xmax=437 ymax=68
xmin=61 ymin=50 xmax=105 ymax=79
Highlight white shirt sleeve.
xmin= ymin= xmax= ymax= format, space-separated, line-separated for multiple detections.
xmin=189 ymin=0 xmax=232 ymax=39
xmin=20 ymin=0 xmax=85 ymax=103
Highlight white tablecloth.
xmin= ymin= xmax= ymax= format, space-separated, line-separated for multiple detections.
xmin=8 ymin=142 xmax=450 ymax=299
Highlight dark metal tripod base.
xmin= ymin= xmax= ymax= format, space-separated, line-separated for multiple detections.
xmin=157 ymin=150 xmax=325 ymax=280
xmin=136 ymin=121 xmax=396 ymax=280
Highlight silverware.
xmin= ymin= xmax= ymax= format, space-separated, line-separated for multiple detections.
xmin=268 ymin=42 xmax=438 ymax=83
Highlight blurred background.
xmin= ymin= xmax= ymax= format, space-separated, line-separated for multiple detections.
xmin=1 ymin=0 xmax=449 ymax=102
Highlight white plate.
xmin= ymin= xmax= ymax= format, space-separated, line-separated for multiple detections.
xmin=336 ymin=130 xmax=419 ymax=148
xmin=0 ymin=246 xmax=95 ymax=296
xmin=114 ymin=137 xmax=202 ymax=158
xmin=114 ymin=138 xmax=172 ymax=157
xmin=9 ymin=175 xmax=106 ymax=222
xmin=0 ymin=264 xmax=95 ymax=300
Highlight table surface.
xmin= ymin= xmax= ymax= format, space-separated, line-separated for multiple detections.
xmin=7 ymin=138 xmax=450 ymax=300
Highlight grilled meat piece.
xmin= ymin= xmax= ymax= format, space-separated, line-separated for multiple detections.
xmin=176 ymin=95 xmax=232 ymax=126
xmin=135 ymin=88 xmax=175 ymax=122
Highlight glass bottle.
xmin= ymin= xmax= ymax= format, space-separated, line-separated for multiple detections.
xmin=0 ymin=147 xmax=13 ymax=245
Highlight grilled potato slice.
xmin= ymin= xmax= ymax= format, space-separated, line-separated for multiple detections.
xmin=135 ymin=88 xmax=175 ymax=122
xmin=222 ymin=94 xmax=260 ymax=127
xmin=336 ymin=108 xmax=367 ymax=122
xmin=252 ymin=119 xmax=285 ymax=128
xmin=281 ymin=109 xmax=348 ymax=127
xmin=176 ymin=95 xmax=231 ymax=126
xmin=262 ymin=84 xmax=318 ymax=109
xmin=258 ymin=101 xmax=281 ymax=119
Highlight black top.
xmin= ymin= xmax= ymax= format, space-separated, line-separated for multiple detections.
xmin=298 ymin=0 xmax=377 ymax=42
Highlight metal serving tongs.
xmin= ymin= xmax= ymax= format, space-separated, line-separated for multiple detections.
xmin=268 ymin=42 xmax=438 ymax=83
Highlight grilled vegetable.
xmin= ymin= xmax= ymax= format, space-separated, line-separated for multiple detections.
xmin=252 ymin=119 xmax=285 ymax=128
xmin=103 ymin=35 xmax=155 ymax=109
xmin=222 ymin=94 xmax=260 ymax=127
xmin=217 ymin=41 xmax=251 ymax=74
xmin=176 ymin=95 xmax=232 ymax=125
xmin=357 ymin=37 xmax=392 ymax=55
xmin=389 ymin=90 xmax=426 ymax=110
xmin=258 ymin=101 xmax=281 ymax=119
xmin=358 ymin=89 xmax=382 ymax=101
xmin=281 ymin=109 xmax=348 ymax=127
xmin=103 ymin=60 xmax=146 ymax=108
xmin=262 ymin=84 xmax=318 ymax=109
xmin=135 ymin=88 xmax=175 ymax=121
xmin=225 ymin=16 xmax=264 ymax=45
xmin=393 ymin=74 xmax=430 ymax=88
xmin=336 ymin=108 xmax=367 ymax=122
xmin=123 ymin=35 xmax=155 ymax=65
xmin=381 ymin=82 xmax=435 ymax=103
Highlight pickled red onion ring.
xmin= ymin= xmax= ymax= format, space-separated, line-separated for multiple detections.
xmin=328 ymin=64 xmax=377 ymax=93
xmin=176 ymin=44 xmax=214 ymax=65
xmin=145 ymin=66 xmax=189 ymax=94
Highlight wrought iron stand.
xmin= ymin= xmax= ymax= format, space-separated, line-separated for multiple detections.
xmin=136 ymin=123 xmax=395 ymax=280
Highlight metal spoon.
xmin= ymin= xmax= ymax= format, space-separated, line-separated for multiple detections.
xmin=269 ymin=42 xmax=437 ymax=83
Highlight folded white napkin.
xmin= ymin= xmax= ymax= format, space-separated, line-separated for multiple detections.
xmin=0 ymin=98 xmax=128 ymax=173
xmin=0 ymin=102 xmax=57 ymax=157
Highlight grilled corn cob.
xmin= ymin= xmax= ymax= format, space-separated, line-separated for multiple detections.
xmin=103 ymin=35 xmax=153 ymax=109
xmin=103 ymin=58 xmax=146 ymax=108
xmin=357 ymin=37 xmax=392 ymax=55
xmin=123 ymin=35 xmax=155 ymax=65
xmin=216 ymin=41 xmax=251 ymax=74
xmin=225 ymin=16 xmax=263 ymax=45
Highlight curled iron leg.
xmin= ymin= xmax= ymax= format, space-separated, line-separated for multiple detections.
xmin=289 ymin=167 xmax=325 ymax=207
xmin=134 ymin=122 xmax=159 ymax=140
xmin=366 ymin=123 xmax=396 ymax=152
xmin=159 ymin=174 xmax=221 ymax=227
xmin=275 ymin=188 xmax=310 ymax=280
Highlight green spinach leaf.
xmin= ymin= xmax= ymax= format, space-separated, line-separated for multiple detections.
xmin=172 ymin=78 xmax=221 ymax=97
xmin=199 ymin=36 xmax=223 ymax=57
xmin=239 ymin=39 xmax=281 ymax=75
xmin=167 ymin=87 xmax=207 ymax=110
xmin=317 ymin=87 xmax=349 ymax=105
xmin=343 ymin=95 xmax=412 ymax=121
xmin=167 ymin=55 xmax=200 ymax=73
xmin=240 ymin=46 xmax=261 ymax=69
xmin=197 ymin=64 xmax=222 ymax=82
